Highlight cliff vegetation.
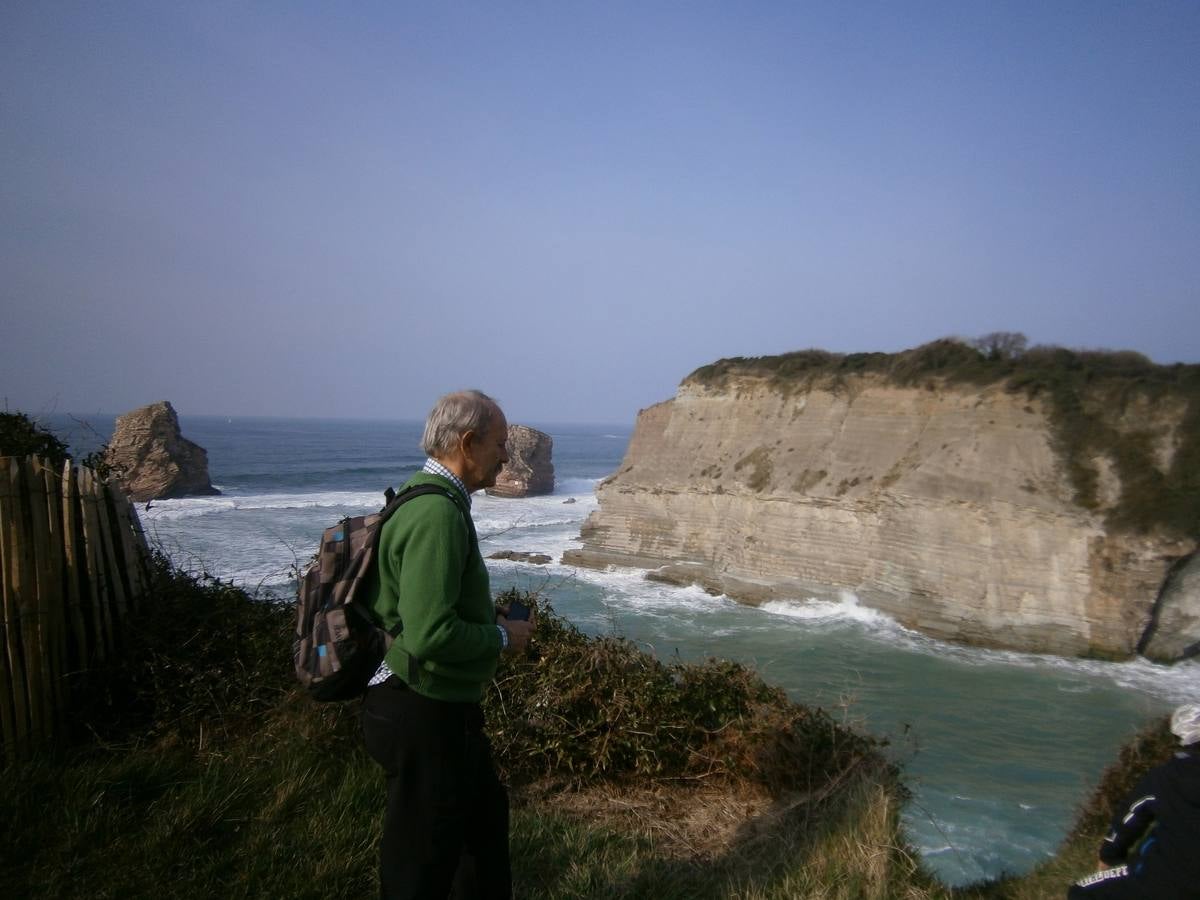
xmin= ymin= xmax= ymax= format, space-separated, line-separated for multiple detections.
xmin=686 ymin=335 xmax=1200 ymax=540
xmin=0 ymin=409 xmax=118 ymax=478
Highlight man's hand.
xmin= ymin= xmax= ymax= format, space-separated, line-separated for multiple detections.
xmin=497 ymin=610 xmax=535 ymax=654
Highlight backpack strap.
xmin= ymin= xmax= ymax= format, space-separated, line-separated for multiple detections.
xmin=379 ymin=482 xmax=477 ymax=571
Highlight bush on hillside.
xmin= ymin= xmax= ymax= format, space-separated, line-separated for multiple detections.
xmin=0 ymin=409 xmax=119 ymax=479
xmin=69 ymin=552 xmax=297 ymax=748
xmin=487 ymin=589 xmax=887 ymax=792
xmin=0 ymin=411 xmax=72 ymax=467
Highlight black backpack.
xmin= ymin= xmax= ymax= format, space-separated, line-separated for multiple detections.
xmin=293 ymin=483 xmax=468 ymax=701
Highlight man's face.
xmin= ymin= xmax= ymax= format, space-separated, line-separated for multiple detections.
xmin=462 ymin=409 xmax=509 ymax=492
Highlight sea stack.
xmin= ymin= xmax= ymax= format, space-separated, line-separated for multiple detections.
xmin=487 ymin=424 xmax=554 ymax=498
xmin=105 ymin=401 xmax=219 ymax=501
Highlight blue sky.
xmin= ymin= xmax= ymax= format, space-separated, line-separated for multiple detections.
xmin=3 ymin=1 xmax=1197 ymax=425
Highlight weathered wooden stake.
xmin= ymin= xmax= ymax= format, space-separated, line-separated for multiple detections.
xmin=38 ymin=459 xmax=67 ymax=731
xmin=26 ymin=457 xmax=57 ymax=743
xmin=13 ymin=459 xmax=45 ymax=745
xmin=93 ymin=476 xmax=128 ymax=634
xmin=79 ymin=468 xmax=112 ymax=662
xmin=112 ymin=491 xmax=147 ymax=609
xmin=0 ymin=460 xmax=22 ymax=764
xmin=61 ymin=462 xmax=87 ymax=678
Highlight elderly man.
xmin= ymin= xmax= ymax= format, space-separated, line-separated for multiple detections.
xmin=361 ymin=390 xmax=534 ymax=900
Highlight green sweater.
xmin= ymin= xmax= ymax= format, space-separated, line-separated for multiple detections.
xmin=368 ymin=472 xmax=501 ymax=702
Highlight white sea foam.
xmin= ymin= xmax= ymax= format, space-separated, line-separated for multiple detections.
xmin=542 ymin=560 xmax=740 ymax=618
xmin=472 ymin=492 xmax=596 ymax=565
xmin=759 ymin=592 xmax=900 ymax=629
xmin=539 ymin=545 xmax=1200 ymax=708
xmin=142 ymin=490 xmax=381 ymax=521
xmin=922 ymin=844 xmax=955 ymax=857
xmin=547 ymin=559 xmax=1200 ymax=707
xmin=736 ymin=589 xmax=1200 ymax=707
xmin=882 ymin=626 xmax=1200 ymax=706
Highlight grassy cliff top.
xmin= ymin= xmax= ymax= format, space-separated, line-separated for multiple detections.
xmin=685 ymin=335 xmax=1198 ymax=394
xmin=685 ymin=336 xmax=1200 ymax=541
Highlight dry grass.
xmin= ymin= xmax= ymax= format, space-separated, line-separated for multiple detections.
xmin=510 ymin=755 xmax=949 ymax=900
xmin=520 ymin=781 xmax=776 ymax=860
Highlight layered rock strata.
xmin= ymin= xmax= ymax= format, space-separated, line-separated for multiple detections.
xmin=564 ymin=376 xmax=1198 ymax=662
xmin=488 ymin=425 xmax=554 ymax=497
xmin=105 ymin=401 xmax=219 ymax=501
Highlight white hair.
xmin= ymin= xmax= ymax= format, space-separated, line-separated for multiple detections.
xmin=421 ymin=390 xmax=500 ymax=458
xmin=1171 ymin=704 xmax=1200 ymax=746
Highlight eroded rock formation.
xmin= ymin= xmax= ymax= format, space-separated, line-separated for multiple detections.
xmin=1140 ymin=552 xmax=1200 ymax=661
xmin=487 ymin=425 xmax=554 ymax=498
xmin=488 ymin=550 xmax=553 ymax=565
xmin=105 ymin=401 xmax=219 ymax=501
xmin=564 ymin=362 xmax=1199 ymax=662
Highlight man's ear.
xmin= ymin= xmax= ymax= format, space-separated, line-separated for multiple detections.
xmin=458 ymin=429 xmax=477 ymax=456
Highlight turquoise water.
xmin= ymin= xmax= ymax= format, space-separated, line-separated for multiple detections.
xmin=49 ymin=413 xmax=1198 ymax=886
xmin=488 ymin=567 xmax=1185 ymax=884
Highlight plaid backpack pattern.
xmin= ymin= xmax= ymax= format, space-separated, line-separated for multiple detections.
xmin=293 ymin=483 xmax=458 ymax=701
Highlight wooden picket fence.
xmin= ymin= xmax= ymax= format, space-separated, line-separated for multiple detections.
xmin=0 ymin=455 xmax=150 ymax=764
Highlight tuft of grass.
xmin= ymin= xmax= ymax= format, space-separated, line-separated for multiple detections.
xmin=509 ymin=769 xmax=941 ymax=899
xmin=0 ymin=727 xmax=383 ymax=899
xmin=66 ymin=551 xmax=304 ymax=748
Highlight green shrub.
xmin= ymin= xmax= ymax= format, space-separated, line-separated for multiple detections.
xmin=0 ymin=411 xmax=71 ymax=467
xmin=68 ymin=552 xmax=304 ymax=749
xmin=0 ymin=409 xmax=119 ymax=479
xmin=487 ymin=589 xmax=887 ymax=792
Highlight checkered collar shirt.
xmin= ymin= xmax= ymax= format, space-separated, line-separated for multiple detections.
xmin=423 ymin=458 xmax=471 ymax=507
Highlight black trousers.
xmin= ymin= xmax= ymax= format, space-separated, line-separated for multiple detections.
xmin=361 ymin=677 xmax=512 ymax=900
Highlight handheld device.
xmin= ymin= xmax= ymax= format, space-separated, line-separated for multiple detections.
xmin=505 ymin=599 xmax=531 ymax=621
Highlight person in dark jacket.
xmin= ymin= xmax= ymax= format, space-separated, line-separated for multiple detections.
xmin=1068 ymin=703 xmax=1200 ymax=899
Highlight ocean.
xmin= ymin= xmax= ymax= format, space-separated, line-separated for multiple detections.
xmin=51 ymin=413 xmax=1200 ymax=887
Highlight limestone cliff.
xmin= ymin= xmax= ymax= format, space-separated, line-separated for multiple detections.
xmin=565 ymin=344 xmax=1200 ymax=662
